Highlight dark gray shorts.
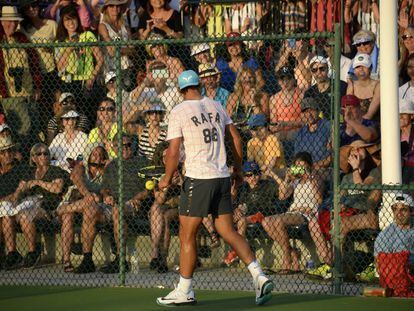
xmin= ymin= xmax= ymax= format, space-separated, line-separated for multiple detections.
xmin=179 ymin=177 xmax=232 ymax=218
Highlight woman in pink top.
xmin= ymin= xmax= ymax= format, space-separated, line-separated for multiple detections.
xmin=269 ymin=66 xmax=303 ymax=140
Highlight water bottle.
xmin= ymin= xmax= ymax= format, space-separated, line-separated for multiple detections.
xmin=130 ymin=248 xmax=139 ymax=274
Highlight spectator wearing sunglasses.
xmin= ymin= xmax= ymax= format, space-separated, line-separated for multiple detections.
xmin=56 ymin=143 xmax=109 ymax=273
xmin=399 ymin=53 xmax=414 ymax=104
xmin=304 ymin=56 xmax=347 ymax=119
xmin=99 ymin=134 xmax=150 ymax=273
xmin=49 ymin=108 xmax=89 ymax=172
xmin=399 ymin=26 xmax=414 ymax=85
xmin=349 ymin=30 xmax=379 ymax=80
xmin=47 ymin=92 xmax=90 ymax=144
xmin=88 ymin=98 xmax=118 ymax=158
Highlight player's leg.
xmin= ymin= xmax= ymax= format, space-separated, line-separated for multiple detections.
xmin=214 ymin=178 xmax=274 ymax=306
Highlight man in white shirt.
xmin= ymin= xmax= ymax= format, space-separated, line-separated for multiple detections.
xmin=157 ymin=70 xmax=274 ymax=306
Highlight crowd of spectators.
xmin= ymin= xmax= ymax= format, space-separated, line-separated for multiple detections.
xmin=0 ymin=0 xmax=413 ymax=292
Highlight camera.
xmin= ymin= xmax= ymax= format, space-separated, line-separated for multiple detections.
xmin=8 ymin=67 xmax=24 ymax=93
xmin=290 ymin=165 xmax=305 ymax=176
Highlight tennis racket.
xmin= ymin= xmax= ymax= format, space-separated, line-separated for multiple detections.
xmin=137 ymin=165 xmax=165 ymax=181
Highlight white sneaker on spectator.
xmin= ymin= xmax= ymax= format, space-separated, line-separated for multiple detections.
xmin=255 ymin=275 xmax=274 ymax=305
xmin=156 ymin=285 xmax=196 ymax=306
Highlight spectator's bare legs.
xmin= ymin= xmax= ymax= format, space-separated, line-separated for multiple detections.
xmin=61 ymin=213 xmax=74 ymax=264
xmin=81 ymin=202 xmax=100 ymax=254
xmin=162 ymin=209 xmax=178 ymax=258
xmin=150 ymin=202 xmax=164 ymax=259
xmin=308 ymin=218 xmax=332 ymax=265
xmin=178 ymin=216 xmax=203 ymax=278
xmin=341 ymin=209 xmax=378 ymax=238
xmin=262 ymin=214 xmax=303 ymax=270
xmin=112 ymin=205 xmax=127 ymax=255
xmin=2 ymin=216 xmax=16 ymax=253
xmin=18 ymin=214 xmax=37 ymax=252
xmin=214 ymin=214 xmax=255 ymax=264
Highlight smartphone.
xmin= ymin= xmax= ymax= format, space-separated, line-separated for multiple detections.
xmin=152 ymin=68 xmax=169 ymax=79
xmin=287 ymin=38 xmax=296 ymax=49
xmin=290 ymin=165 xmax=305 ymax=176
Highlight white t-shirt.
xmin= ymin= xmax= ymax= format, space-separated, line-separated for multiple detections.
xmin=49 ymin=131 xmax=89 ymax=172
xmin=399 ymin=82 xmax=414 ymax=103
xmin=167 ymin=96 xmax=232 ymax=179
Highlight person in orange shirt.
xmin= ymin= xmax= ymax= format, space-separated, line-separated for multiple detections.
xmin=269 ymin=66 xmax=303 ymax=141
xmin=246 ymin=114 xmax=285 ymax=178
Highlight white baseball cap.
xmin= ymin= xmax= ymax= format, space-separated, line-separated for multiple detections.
xmin=391 ymin=193 xmax=414 ymax=208
xmin=59 ymin=92 xmax=75 ymax=103
xmin=352 ymin=53 xmax=372 ymax=69
xmin=309 ymin=55 xmax=328 ymax=67
xmin=0 ymin=123 xmax=10 ymax=132
xmin=190 ymin=43 xmax=210 ymax=56
xmin=105 ymin=71 xmax=117 ymax=84
xmin=61 ymin=110 xmax=80 ymax=119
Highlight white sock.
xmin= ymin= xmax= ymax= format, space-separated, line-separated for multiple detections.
xmin=178 ymin=275 xmax=193 ymax=294
xmin=247 ymin=260 xmax=265 ymax=280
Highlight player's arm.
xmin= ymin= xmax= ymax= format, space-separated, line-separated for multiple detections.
xmin=226 ymin=124 xmax=243 ymax=182
xmin=162 ymin=137 xmax=183 ymax=186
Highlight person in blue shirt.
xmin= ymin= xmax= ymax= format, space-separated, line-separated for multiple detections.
xmin=199 ymin=63 xmax=230 ymax=108
xmin=294 ymin=97 xmax=331 ymax=173
xmin=216 ymin=32 xmax=264 ymax=92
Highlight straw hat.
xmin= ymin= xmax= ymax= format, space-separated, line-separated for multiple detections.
xmin=0 ymin=135 xmax=15 ymax=151
xmin=339 ymin=140 xmax=380 ymax=173
xmin=102 ymin=0 xmax=128 ymax=9
xmin=0 ymin=6 xmax=23 ymax=21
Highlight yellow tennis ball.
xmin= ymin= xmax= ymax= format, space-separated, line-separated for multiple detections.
xmin=145 ymin=180 xmax=156 ymax=191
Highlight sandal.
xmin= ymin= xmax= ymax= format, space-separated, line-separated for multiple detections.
xmin=64 ymin=262 xmax=74 ymax=273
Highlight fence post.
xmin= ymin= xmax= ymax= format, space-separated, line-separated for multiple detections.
xmin=115 ymin=44 xmax=126 ymax=285
xmin=332 ymin=23 xmax=343 ymax=295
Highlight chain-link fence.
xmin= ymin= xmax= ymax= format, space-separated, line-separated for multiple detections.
xmin=0 ymin=1 xmax=413 ymax=299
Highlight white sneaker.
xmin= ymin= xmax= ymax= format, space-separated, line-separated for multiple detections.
xmin=156 ymin=286 xmax=197 ymax=306
xmin=255 ymin=275 xmax=274 ymax=306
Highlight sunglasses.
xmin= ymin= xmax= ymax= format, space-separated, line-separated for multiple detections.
xmin=61 ymin=99 xmax=75 ymax=106
xmin=391 ymin=207 xmax=410 ymax=213
xmin=311 ymin=66 xmax=327 ymax=73
xmin=355 ymin=41 xmax=372 ymax=47
xmin=402 ymin=35 xmax=414 ymax=41
xmin=88 ymin=162 xmax=105 ymax=168
xmin=35 ymin=151 xmax=49 ymax=157
xmin=123 ymin=143 xmax=132 ymax=148
xmin=107 ymin=79 xmax=116 ymax=84
xmin=98 ymin=106 xmax=115 ymax=112
xmin=244 ymin=173 xmax=255 ymax=177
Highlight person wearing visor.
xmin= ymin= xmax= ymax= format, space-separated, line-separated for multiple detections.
xmin=199 ymin=63 xmax=230 ymax=108
xmin=47 ymin=92 xmax=90 ymax=144
xmin=49 ymin=108 xmax=88 ymax=172
xmin=246 ymin=114 xmax=285 ymax=178
xmin=136 ymin=99 xmax=167 ymax=161
xmin=346 ymin=53 xmax=380 ymax=121
xmin=157 ymin=70 xmax=274 ymax=306
xmin=349 ymin=29 xmax=379 ymax=80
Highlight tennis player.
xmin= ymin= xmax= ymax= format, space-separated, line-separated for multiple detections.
xmin=157 ymin=70 xmax=274 ymax=306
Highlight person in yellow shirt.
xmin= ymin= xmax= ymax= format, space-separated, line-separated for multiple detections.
xmin=246 ymin=114 xmax=285 ymax=178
